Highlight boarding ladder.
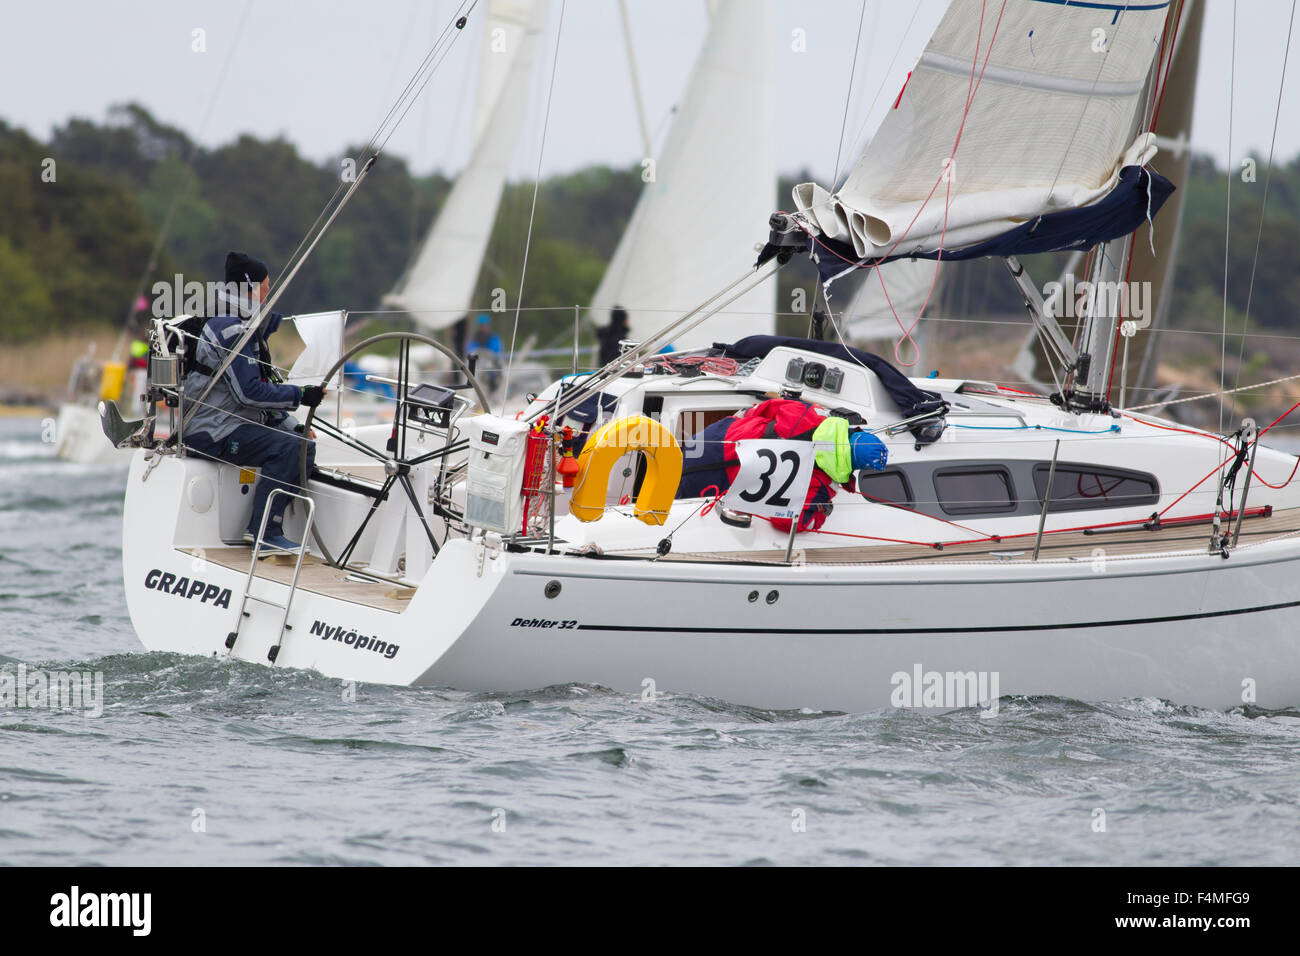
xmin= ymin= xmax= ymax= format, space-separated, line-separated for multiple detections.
xmin=225 ymin=489 xmax=316 ymax=664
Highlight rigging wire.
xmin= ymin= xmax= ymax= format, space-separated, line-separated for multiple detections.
xmin=111 ymin=0 xmax=254 ymax=362
xmin=835 ymin=0 xmax=925 ymax=194
xmin=1233 ymin=0 xmax=1297 ymax=392
xmin=183 ymin=2 xmax=481 ymax=426
xmin=1219 ymin=0 xmax=1238 ymax=436
xmin=831 ymin=0 xmax=870 ymax=189
xmin=502 ymin=0 xmax=567 ymax=400
xmin=275 ymin=0 xmax=479 ymax=292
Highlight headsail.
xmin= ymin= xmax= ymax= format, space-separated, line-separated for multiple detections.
xmin=843 ymin=258 xmax=943 ymax=345
xmin=590 ymin=0 xmax=775 ymax=350
xmin=793 ymin=0 xmax=1174 ymax=277
xmin=385 ymin=0 xmax=546 ymax=331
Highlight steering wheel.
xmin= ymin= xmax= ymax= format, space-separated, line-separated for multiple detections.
xmin=295 ymin=331 xmax=491 ymax=570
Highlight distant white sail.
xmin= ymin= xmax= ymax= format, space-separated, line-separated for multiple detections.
xmin=386 ymin=0 xmax=546 ymax=331
xmin=470 ymin=0 xmax=536 ymax=153
xmin=794 ymin=0 xmax=1170 ymax=260
xmin=844 ymin=259 xmax=942 ymax=342
xmin=590 ymin=0 xmax=775 ymax=350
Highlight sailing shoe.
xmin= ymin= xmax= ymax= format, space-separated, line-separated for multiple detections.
xmin=242 ymin=531 xmax=303 ymax=554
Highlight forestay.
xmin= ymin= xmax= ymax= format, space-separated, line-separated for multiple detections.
xmin=793 ymin=0 xmax=1171 ymax=264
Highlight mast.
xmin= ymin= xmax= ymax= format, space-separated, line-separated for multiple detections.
xmin=1077 ymin=0 xmax=1200 ymax=407
xmin=1128 ymin=0 xmax=1204 ymax=398
xmin=616 ymin=0 xmax=653 ymax=161
xmin=1012 ymin=0 xmax=1201 ymax=401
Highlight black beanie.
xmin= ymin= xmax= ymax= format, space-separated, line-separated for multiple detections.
xmin=225 ymin=252 xmax=269 ymax=285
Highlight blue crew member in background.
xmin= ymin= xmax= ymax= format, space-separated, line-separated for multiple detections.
xmin=466 ymin=313 xmax=503 ymax=390
xmin=184 ymin=252 xmax=326 ymax=552
xmin=467 ymin=313 xmax=502 ymax=359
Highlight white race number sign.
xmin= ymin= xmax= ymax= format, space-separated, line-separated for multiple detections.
xmin=724 ymin=440 xmax=815 ymax=520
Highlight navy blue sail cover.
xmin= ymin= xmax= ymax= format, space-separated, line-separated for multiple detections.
xmin=714 ymin=335 xmax=948 ymax=421
xmin=768 ymin=165 xmax=1174 ymax=285
xmin=565 ymin=391 xmax=619 ymax=425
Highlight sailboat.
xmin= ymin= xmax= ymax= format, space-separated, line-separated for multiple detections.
xmin=588 ymin=0 xmax=775 ymax=350
xmin=55 ymin=343 xmax=147 ymax=466
xmin=106 ymin=0 xmax=1300 ymax=713
xmin=383 ymin=0 xmax=547 ymax=336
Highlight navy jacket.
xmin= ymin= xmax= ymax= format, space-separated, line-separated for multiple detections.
xmin=184 ymin=301 xmax=303 ymax=445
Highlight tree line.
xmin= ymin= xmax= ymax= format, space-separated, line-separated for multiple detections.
xmin=1 ymin=103 xmax=1298 ymax=349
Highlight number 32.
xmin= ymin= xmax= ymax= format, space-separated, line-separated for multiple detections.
xmin=740 ymin=449 xmax=801 ymax=507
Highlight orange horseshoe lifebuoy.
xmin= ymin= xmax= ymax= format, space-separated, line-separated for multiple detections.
xmin=569 ymin=415 xmax=683 ymax=526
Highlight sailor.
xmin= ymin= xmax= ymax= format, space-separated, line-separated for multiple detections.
xmin=467 ymin=313 xmax=503 ymax=389
xmin=598 ymin=305 xmax=630 ymax=365
xmin=183 ymin=252 xmax=326 ymax=552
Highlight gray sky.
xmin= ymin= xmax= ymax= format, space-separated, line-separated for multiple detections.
xmin=1 ymin=0 xmax=1297 ymax=184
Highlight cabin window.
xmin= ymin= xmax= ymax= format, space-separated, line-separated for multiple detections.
xmin=933 ymin=467 xmax=1016 ymax=515
xmin=1033 ymin=463 xmax=1159 ymax=512
xmin=675 ymin=407 xmax=742 ymax=444
xmin=858 ymin=469 xmax=913 ymax=507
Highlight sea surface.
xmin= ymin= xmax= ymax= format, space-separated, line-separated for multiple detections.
xmin=1 ymin=414 xmax=1298 ymax=866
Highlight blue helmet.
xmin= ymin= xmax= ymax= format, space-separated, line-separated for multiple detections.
xmin=849 ymin=430 xmax=888 ymax=472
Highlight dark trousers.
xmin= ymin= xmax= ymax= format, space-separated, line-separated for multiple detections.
xmin=190 ymin=423 xmax=315 ymax=535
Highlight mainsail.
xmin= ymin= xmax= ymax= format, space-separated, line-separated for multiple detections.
xmin=1013 ymin=0 xmax=1203 ymax=396
xmin=793 ymin=0 xmax=1174 ymax=274
xmin=384 ymin=0 xmax=546 ymax=330
xmin=589 ymin=0 xmax=775 ymax=350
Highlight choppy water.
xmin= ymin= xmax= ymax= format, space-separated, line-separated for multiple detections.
xmin=2 ymin=415 xmax=1298 ymax=866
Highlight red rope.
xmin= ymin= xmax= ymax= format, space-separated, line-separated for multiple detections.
xmin=1155 ymin=459 xmax=1231 ymax=518
xmin=1254 ymin=457 xmax=1300 ymax=490
xmin=813 ymin=529 xmax=945 ymax=549
xmin=1258 ymin=399 xmax=1300 ymax=436
xmin=857 ymin=491 xmax=990 ymax=538
xmin=1123 ymin=412 xmax=1236 ymax=452
xmin=800 ymin=0 xmax=1010 ymax=364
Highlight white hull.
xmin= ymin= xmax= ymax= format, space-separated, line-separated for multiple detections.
xmin=55 ymin=403 xmax=131 ymax=467
xmin=124 ymin=451 xmax=1300 ymax=712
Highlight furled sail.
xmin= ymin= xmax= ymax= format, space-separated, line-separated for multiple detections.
xmin=385 ymin=0 xmax=546 ymax=330
xmin=794 ymin=0 xmax=1174 ymax=275
xmin=590 ymin=0 xmax=775 ymax=350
